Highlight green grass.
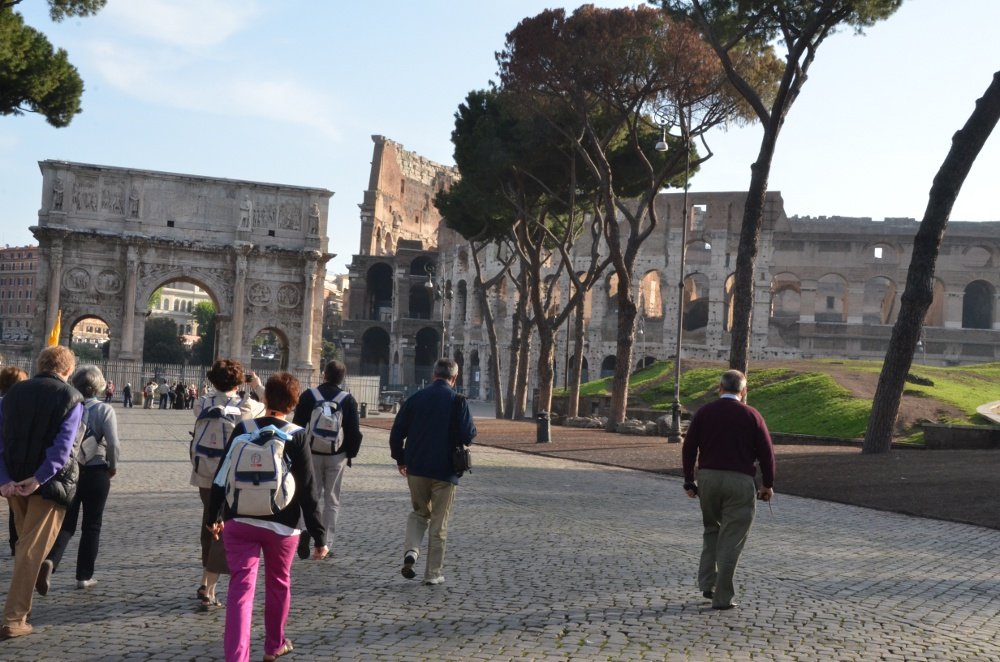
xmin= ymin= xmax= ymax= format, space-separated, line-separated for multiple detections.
xmin=555 ymin=358 xmax=1000 ymax=439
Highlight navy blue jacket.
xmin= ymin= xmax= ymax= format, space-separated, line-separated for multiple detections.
xmin=389 ymin=380 xmax=476 ymax=485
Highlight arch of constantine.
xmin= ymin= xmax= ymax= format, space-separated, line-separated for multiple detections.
xmin=32 ymin=160 xmax=333 ymax=383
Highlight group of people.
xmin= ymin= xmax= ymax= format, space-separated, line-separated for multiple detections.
xmin=0 ymin=346 xmax=120 ymax=639
xmin=0 ymin=341 xmax=775 ymax=656
xmin=140 ymin=379 xmax=201 ymax=410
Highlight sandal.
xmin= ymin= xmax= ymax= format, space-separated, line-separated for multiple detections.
xmin=198 ymin=596 xmax=221 ymax=611
xmin=196 ymin=585 xmax=208 ymax=600
xmin=263 ymin=638 xmax=293 ymax=661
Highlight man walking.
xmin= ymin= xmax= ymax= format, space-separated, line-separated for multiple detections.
xmin=682 ymin=369 xmax=774 ymax=611
xmin=292 ymin=360 xmax=363 ymax=560
xmin=0 ymin=345 xmax=84 ymax=639
xmin=389 ymin=358 xmax=475 ymax=585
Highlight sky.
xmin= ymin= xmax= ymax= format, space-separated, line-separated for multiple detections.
xmin=2 ymin=0 xmax=999 ymax=275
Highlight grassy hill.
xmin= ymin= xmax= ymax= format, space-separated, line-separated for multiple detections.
xmin=556 ymin=359 xmax=1000 ymax=440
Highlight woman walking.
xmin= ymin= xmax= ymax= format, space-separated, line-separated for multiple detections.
xmin=208 ymin=372 xmax=327 ymax=662
xmin=42 ymin=365 xmax=120 ymax=591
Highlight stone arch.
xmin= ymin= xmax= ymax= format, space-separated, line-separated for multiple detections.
xmin=69 ymin=313 xmax=111 ymax=356
xmin=816 ymin=273 xmax=847 ymax=323
xmin=365 ymin=262 xmax=394 ymax=321
xmin=250 ymin=326 xmax=290 ymax=372
xmin=924 ymin=278 xmax=945 ymax=327
xmin=600 ymin=355 xmax=616 ymax=378
xmin=863 ymin=276 xmax=898 ymax=325
xmin=414 ymin=327 xmax=439 ymax=384
xmin=360 ymin=326 xmax=390 ymax=384
xmin=683 ymin=272 xmax=710 ymax=332
xmin=34 ymin=161 xmax=329 ymax=383
xmin=769 ymin=272 xmax=800 ymax=322
xmin=639 ymin=270 xmax=663 ymax=319
xmin=137 ymin=271 xmax=226 ymax=363
xmin=568 ymin=354 xmax=590 ymax=383
xmin=962 ymin=280 xmax=995 ymax=329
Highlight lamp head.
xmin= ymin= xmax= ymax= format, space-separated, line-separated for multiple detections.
xmin=654 ymin=140 xmax=668 ymax=153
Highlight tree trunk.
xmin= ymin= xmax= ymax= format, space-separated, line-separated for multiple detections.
xmin=513 ymin=326 xmax=532 ymax=419
xmin=728 ymin=127 xmax=779 ymax=375
xmin=504 ymin=310 xmax=521 ymax=419
xmin=566 ymin=302 xmax=585 ymax=417
xmin=607 ymin=284 xmax=638 ymax=431
xmin=864 ymin=71 xmax=1000 ymax=454
xmin=476 ymin=282 xmax=504 ymax=419
xmin=535 ymin=322 xmax=556 ymax=416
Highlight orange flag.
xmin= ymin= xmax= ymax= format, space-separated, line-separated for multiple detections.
xmin=46 ymin=310 xmax=61 ymax=347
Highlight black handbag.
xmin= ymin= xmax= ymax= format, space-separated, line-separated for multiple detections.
xmin=450 ymin=394 xmax=471 ymax=476
xmin=38 ymin=458 xmax=79 ymax=508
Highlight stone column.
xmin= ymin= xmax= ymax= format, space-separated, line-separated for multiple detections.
xmin=846 ymin=284 xmax=865 ymax=325
xmin=298 ymin=254 xmax=318 ymax=369
xmin=120 ymin=243 xmax=140 ymax=359
xmin=46 ymin=238 xmax=64 ymax=340
xmin=230 ymin=249 xmax=249 ymax=359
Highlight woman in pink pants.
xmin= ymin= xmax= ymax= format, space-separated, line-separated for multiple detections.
xmin=208 ymin=372 xmax=328 ymax=662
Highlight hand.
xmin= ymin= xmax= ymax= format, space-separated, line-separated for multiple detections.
xmin=397 ymin=465 xmax=407 ymax=477
xmin=312 ymin=545 xmax=329 ymax=560
xmin=683 ymin=481 xmax=698 ymax=499
xmin=108 ymin=468 xmax=118 ymax=478
xmin=758 ymin=487 xmax=773 ymax=502
xmin=15 ymin=478 xmax=39 ymax=496
xmin=0 ymin=481 xmax=16 ymax=498
xmin=207 ymin=521 xmax=224 ymax=540
xmin=685 ymin=489 xmax=698 ymax=499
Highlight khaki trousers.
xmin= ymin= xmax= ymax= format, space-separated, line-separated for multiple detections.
xmin=5 ymin=494 xmax=65 ymax=626
xmin=404 ymin=475 xmax=457 ymax=581
xmin=696 ymin=469 xmax=757 ymax=609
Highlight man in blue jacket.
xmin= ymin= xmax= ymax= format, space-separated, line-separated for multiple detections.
xmin=389 ymin=358 xmax=476 ymax=586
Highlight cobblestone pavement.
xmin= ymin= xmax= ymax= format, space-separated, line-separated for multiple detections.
xmin=1 ymin=407 xmax=999 ymax=661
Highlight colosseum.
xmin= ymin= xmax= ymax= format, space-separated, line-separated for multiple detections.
xmin=340 ymin=136 xmax=1000 ymax=399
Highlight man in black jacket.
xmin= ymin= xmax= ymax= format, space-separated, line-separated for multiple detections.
xmin=0 ymin=346 xmax=83 ymax=639
xmin=292 ymin=360 xmax=362 ymax=560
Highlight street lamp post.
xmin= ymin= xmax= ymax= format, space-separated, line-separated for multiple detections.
xmin=425 ymin=263 xmax=452 ymax=358
xmin=653 ymin=105 xmax=691 ymax=443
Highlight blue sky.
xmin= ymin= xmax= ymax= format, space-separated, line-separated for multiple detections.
xmin=2 ymin=1 xmax=999 ymax=274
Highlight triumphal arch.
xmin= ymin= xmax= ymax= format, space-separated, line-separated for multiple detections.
xmin=32 ymin=160 xmax=333 ymax=383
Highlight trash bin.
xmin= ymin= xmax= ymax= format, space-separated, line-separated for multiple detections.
xmin=536 ymin=411 xmax=551 ymax=444
xmin=360 ymin=402 xmax=368 ymax=418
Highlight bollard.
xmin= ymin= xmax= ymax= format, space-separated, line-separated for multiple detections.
xmin=536 ymin=410 xmax=551 ymax=443
xmin=360 ymin=402 xmax=368 ymax=418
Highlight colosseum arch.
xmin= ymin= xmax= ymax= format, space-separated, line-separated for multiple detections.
xmin=32 ymin=161 xmax=332 ymax=385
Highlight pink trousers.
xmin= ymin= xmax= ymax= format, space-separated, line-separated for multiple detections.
xmin=222 ymin=520 xmax=298 ymax=662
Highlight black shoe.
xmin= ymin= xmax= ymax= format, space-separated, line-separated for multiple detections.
xmin=712 ymin=603 xmax=738 ymax=610
xmin=702 ymin=590 xmax=713 ymax=600
xmin=35 ymin=560 xmax=53 ymax=596
xmin=401 ymin=552 xmax=417 ymax=579
xmin=297 ymin=534 xmax=310 ymax=560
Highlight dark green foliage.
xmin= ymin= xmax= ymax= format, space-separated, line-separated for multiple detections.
xmin=143 ymin=317 xmax=185 ymax=364
xmin=0 ymin=0 xmax=107 ymax=127
xmin=190 ymin=301 xmax=217 ymax=365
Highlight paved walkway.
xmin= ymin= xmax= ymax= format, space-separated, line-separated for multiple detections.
xmin=0 ymin=406 xmax=998 ymax=660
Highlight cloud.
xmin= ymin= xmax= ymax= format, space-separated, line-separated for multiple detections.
xmin=102 ymin=0 xmax=263 ymax=50
xmin=85 ymin=40 xmax=341 ymax=139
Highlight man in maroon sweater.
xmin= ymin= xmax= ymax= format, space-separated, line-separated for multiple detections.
xmin=682 ymin=369 xmax=775 ymax=611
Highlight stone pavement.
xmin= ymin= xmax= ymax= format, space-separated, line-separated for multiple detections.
xmin=0 ymin=407 xmax=999 ymax=661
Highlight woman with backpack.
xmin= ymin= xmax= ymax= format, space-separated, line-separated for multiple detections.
xmin=207 ymin=372 xmax=327 ymax=662
xmin=190 ymin=360 xmax=264 ymax=611
xmin=42 ymin=365 xmax=120 ymax=591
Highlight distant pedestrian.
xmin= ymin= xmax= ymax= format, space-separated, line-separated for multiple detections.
xmin=45 ymin=365 xmax=121 ymax=591
xmin=174 ymin=382 xmax=186 ymax=410
xmin=104 ymin=380 xmax=115 ymax=404
xmin=682 ymin=369 xmax=775 ymax=610
xmin=0 ymin=346 xmax=84 ymax=639
xmin=156 ymin=380 xmax=169 ymax=409
xmin=122 ymin=383 xmax=133 ymax=408
xmin=143 ymin=381 xmax=155 ymax=409
xmin=389 ymin=358 xmax=475 ymax=585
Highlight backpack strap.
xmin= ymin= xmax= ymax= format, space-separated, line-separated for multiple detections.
xmin=330 ymin=391 xmax=349 ymax=407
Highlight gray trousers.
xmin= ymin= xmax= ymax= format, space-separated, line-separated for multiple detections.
xmin=696 ymin=469 xmax=757 ymax=608
xmin=312 ymin=452 xmax=349 ymax=548
xmin=404 ymin=475 xmax=457 ymax=581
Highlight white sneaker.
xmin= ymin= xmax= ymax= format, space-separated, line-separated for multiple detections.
xmin=423 ymin=576 xmax=445 ymax=585
xmin=76 ymin=579 xmax=97 ymax=589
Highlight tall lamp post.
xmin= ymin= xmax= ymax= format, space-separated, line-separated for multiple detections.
xmin=653 ymin=105 xmax=691 ymax=443
xmin=424 ymin=263 xmax=452 ymax=358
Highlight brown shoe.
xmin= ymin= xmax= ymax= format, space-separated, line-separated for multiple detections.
xmin=35 ymin=560 xmax=53 ymax=596
xmin=0 ymin=622 xmax=33 ymax=639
